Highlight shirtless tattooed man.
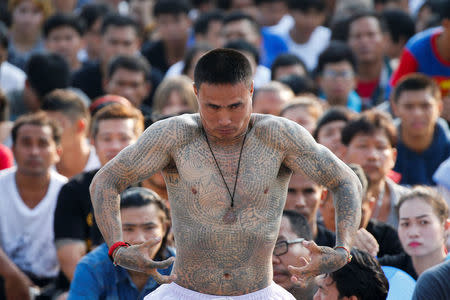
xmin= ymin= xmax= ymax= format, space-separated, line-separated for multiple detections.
xmin=90 ymin=49 xmax=362 ymax=299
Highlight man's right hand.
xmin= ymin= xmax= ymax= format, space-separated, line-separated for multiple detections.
xmin=4 ymin=269 xmax=34 ymax=300
xmin=114 ymin=237 xmax=177 ymax=284
xmin=353 ymin=228 xmax=379 ymax=257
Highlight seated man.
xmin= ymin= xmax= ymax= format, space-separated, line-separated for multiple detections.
xmin=314 ymin=248 xmax=389 ymax=300
xmin=68 ymin=187 xmax=175 ymax=299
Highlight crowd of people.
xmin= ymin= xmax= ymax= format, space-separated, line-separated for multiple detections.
xmin=0 ymin=0 xmax=449 ymax=299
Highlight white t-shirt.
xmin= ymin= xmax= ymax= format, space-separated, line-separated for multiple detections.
xmin=0 ymin=167 xmax=67 ymax=278
xmin=0 ymin=61 xmax=26 ymax=94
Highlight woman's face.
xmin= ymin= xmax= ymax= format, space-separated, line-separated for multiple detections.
xmin=161 ymin=90 xmax=191 ymax=116
xmin=398 ymin=198 xmax=446 ymax=258
xmin=12 ymin=0 xmax=44 ymax=31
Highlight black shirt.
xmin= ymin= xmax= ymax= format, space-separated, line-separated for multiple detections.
xmin=366 ymin=219 xmax=404 ymax=258
xmin=141 ymin=40 xmax=169 ymax=75
xmin=71 ymin=61 xmax=104 ymax=100
xmin=379 ymin=252 xmax=418 ymax=280
xmin=315 ymin=222 xmax=336 ymax=248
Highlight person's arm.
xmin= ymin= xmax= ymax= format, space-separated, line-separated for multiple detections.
xmin=281 ymin=119 xmax=362 ymax=281
xmin=56 ymin=240 xmax=87 ymax=281
xmin=0 ymin=247 xmax=33 ymax=300
xmin=90 ymin=118 xmax=178 ymax=282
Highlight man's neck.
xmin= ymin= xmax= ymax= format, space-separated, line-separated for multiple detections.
xmin=57 ymin=138 xmax=91 ymax=178
xmin=15 ymin=170 xmax=51 ymax=209
xmin=289 ymin=26 xmax=313 ymax=44
xmin=357 ymin=59 xmax=383 ymax=81
xmin=326 ymin=96 xmax=348 ymax=107
xmin=128 ymin=269 xmax=149 ymax=291
xmin=10 ymin=26 xmax=40 ymax=51
xmin=401 ymin=126 xmax=435 ymax=153
xmin=412 ymin=246 xmax=446 ymax=276
xmin=164 ymin=39 xmax=188 ymax=66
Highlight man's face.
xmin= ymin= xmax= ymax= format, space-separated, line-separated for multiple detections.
xmin=281 ymin=107 xmax=317 ymax=134
xmin=92 ymin=118 xmax=139 ymax=166
xmin=104 ymin=68 xmax=150 ymax=107
xmin=314 ymin=275 xmax=340 ymax=300
xmin=156 ymin=13 xmax=191 ymax=43
xmin=393 ymin=89 xmax=441 ymax=138
xmin=13 ymin=124 xmax=61 ymax=176
xmin=319 ymin=61 xmax=356 ymax=104
xmin=121 ymin=203 xmax=167 ymax=259
xmin=222 ymin=19 xmax=260 ymax=48
xmin=291 ymin=8 xmax=325 ymax=36
xmin=84 ymin=18 xmax=103 ymax=60
xmin=12 ymin=0 xmax=44 ymax=31
xmin=45 ymin=26 xmax=83 ymax=67
xmin=195 ymin=82 xmax=253 ymax=141
xmin=316 ymin=120 xmax=347 ymax=159
xmin=252 ymin=90 xmax=287 ymax=116
xmin=343 ymin=130 xmax=396 ymax=183
xmin=101 ymin=26 xmax=140 ymax=66
xmin=348 ymin=16 xmax=384 ymax=64
xmin=284 ymin=173 xmax=325 ymax=224
xmin=204 ymin=20 xmax=225 ymax=48
xmin=272 ymin=216 xmax=310 ymax=289
xmin=258 ymin=1 xmax=287 ymax=26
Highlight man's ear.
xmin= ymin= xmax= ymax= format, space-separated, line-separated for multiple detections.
xmin=193 ymin=83 xmax=198 ymax=96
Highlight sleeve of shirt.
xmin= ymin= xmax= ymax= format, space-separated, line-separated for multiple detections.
xmin=67 ymin=261 xmax=102 ymax=299
xmin=412 ymin=270 xmax=442 ymax=300
xmin=390 ymin=49 xmax=419 ymax=87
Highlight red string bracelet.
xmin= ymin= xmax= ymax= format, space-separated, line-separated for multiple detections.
xmin=108 ymin=241 xmax=130 ymax=264
xmin=334 ymin=246 xmax=352 ymax=263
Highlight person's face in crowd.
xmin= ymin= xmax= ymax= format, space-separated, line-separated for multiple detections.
xmin=272 ymin=216 xmax=310 ymax=289
xmin=281 ymin=106 xmax=317 ymax=134
xmin=383 ymin=31 xmax=405 ymax=59
xmin=44 ymin=111 xmax=83 ymax=151
xmin=195 ymin=82 xmax=253 ymax=141
xmin=257 ymin=0 xmax=288 ymax=26
xmin=121 ymin=202 xmax=167 ymax=259
xmin=313 ymin=274 xmax=341 ymax=300
xmin=348 ymin=16 xmax=385 ymax=64
xmin=84 ymin=18 xmax=103 ymax=61
xmin=253 ymin=90 xmax=288 ymax=116
xmin=161 ymin=90 xmax=192 ymax=116
xmin=222 ymin=19 xmax=260 ymax=49
xmin=343 ymin=130 xmax=396 ymax=184
xmin=273 ymin=64 xmax=307 ymax=81
xmin=392 ymin=89 xmax=442 ymax=139
xmin=203 ymin=20 xmax=225 ymax=49
xmin=101 ymin=25 xmax=141 ymax=66
xmin=156 ymin=13 xmax=191 ymax=44
xmin=129 ymin=0 xmax=154 ymax=29
xmin=316 ymin=120 xmax=347 ymax=159
xmin=291 ymin=8 xmax=325 ymax=37
xmin=12 ymin=0 xmax=45 ymax=32
xmin=45 ymin=26 xmax=84 ymax=68
xmin=13 ymin=124 xmax=61 ymax=176
xmin=92 ymin=118 xmax=139 ymax=166
xmin=231 ymin=0 xmax=259 ymax=20
xmin=104 ymin=68 xmax=150 ymax=108
xmin=398 ymin=197 xmax=447 ymax=258
xmin=319 ymin=61 xmax=356 ymax=105
xmin=284 ymin=173 xmax=326 ymax=224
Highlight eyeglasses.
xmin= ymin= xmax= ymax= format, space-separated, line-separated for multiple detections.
xmin=322 ymin=69 xmax=354 ymax=80
xmin=273 ymin=238 xmax=305 ymax=256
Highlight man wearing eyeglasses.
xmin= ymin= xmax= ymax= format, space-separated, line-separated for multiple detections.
xmin=273 ymin=210 xmax=317 ymax=299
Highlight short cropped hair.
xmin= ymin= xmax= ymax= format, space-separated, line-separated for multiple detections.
xmin=153 ymin=0 xmax=191 ymax=17
xmin=107 ymin=55 xmax=150 ymax=80
xmin=101 ymin=13 xmax=140 ymax=36
xmin=194 ymin=48 xmax=253 ymax=90
xmin=381 ymin=9 xmax=415 ymax=44
xmin=287 ymin=0 xmax=326 ymax=12
xmin=43 ymin=13 xmax=85 ymax=38
xmin=78 ymin=3 xmax=111 ymax=30
xmin=392 ymin=73 xmax=441 ymax=103
xmin=328 ymin=248 xmax=389 ymax=300
xmin=270 ymin=53 xmax=307 ymax=80
xmin=12 ymin=111 xmax=62 ymax=145
xmin=341 ymin=109 xmax=397 ymax=147
xmin=312 ymin=106 xmax=355 ymax=140
xmin=283 ymin=210 xmax=312 ymax=240
xmin=316 ymin=41 xmax=357 ymax=74
xmin=41 ymin=89 xmax=90 ymax=123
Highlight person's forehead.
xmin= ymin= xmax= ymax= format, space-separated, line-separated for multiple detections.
xmin=350 ymin=130 xmax=391 ymax=144
xmin=17 ymin=124 xmax=53 ymax=139
xmin=48 ymin=25 xmax=80 ymax=37
xmin=289 ymin=173 xmax=319 ymax=188
xmin=324 ymin=60 xmax=354 ymax=70
xmin=397 ymin=88 xmax=437 ymax=104
xmin=111 ymin=68 xmax=146 ymax=80
xmin=350 ymin=16 xmax=381 ymax=33
xmin=103 ymin=25 xmax=137 ymax=37
xmin=97 ymin=118 xmax=135 ymax=133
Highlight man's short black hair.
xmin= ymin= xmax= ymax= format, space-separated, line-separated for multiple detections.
xmin=223 ymin=11 xmax=261 ymax=36
xmin=312 ymin=106 xmax=355 ymax=140
xmin=441 ymin=0 xmax=450 ymax=20
xmin=12 ymin=111 xmax=62 ymax=145
xmin=392 ymin=73 xmax=441 ymax=103
xmin=41 ymin=89 xmax=90 ymax=122
xmin=278 ymin=74 xmax=317 ymax=95
xmin=101 ymin=13 xmax=140 ymax=36
xmin=107 ymin=55 xmax=150 ymax=80
xmin=347 ymin=10 xmax=388 ymax=39
xmin=194 ymin=10 xmax=224 ymax=35
xmin=25 ymin=53 xmax=71 ymax=99
xmin=287 ymin=0 xmax=326 ymax=12
xmin=271 ymin=53 xmax=307 ymax=80
xmin=194 ymin=48 xmax=253 ymax=90
xmin=224 ymin=39 xmax=260 ymax=65
xmin=316 ymin=41 xmax=357 ymax=75
xmin=43 ymin=13 xmax=85 ymax=38
xmin=78 ymin=2 xmax=111 ymax=30
xmin=283 ymin=210 xmax=312 ymax=240
xmin=153 ymin=0 xmax=191 ymax=18
xmin=381 ymin=9 xmax=415 ymax=44
xmin=0 ymin=21 xmax=8 ymax=49
xmin=328 ymin=248 xmax=389 ymax=300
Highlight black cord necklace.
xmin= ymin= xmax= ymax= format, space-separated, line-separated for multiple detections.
xmin=203 ymin=127 xmax=248 ymax=209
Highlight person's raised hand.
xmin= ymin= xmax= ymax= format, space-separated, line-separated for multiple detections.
xmin=114 ymin=237 xmax=177 ymax=284
xmin=287 ymin=240 xmax=348 ymax=287
xmin=353 ymin=228 xmax=379 ymax=257
xmin=4 ymin=268 xmax=34 ymax=300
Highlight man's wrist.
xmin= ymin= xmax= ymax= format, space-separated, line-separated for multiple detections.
xmin=333 ymin=246 xmax=352 ymax=263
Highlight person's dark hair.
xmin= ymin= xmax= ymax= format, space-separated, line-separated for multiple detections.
xmin=41 ymin=89 xmax=90 ymax=122
xmin=341 ymin=109 xmax=397 ymax=147
xmin=313 ymin=106 xmax=355 ymax=140
xmin=270 ymin=53 xmax=307 ymax=81
xmin=194 ymin=9 xmax=224 ymax=35
xmin=101 ymin=13 xmax=140 ymax=37
xmin=43 ymin=13 xmax=85 ymax=38
xmin=223 ymin=11 xmax=260 ymax=36
xmin=224 ymin=39 xmax=260 ymax=65
xmin=153 ymin=0 xmax=191 ymax=17
xmin=12 ymin=111 xmax=62 ymax=145
xmin=287 ymin=0 xmax=326 ymax=12
xmin=316 ymin=41 xmax=356 ymax=75
xmin=330 ymin=15 xmax=351 ymax=41
xmin=78 ymin=2 xmax=111 ymax=31
xmin=120 ymin=187 xmax=172 ymax=260
xmin=0 ymin=90 xmax=9 ymax=121
xmin=392 ymin=73 xmax=441 ymax=103
xmin=107 ymin=55 xmax=150 ymax=80
xmin=255 ymin=0 xmax=286 ymax=4
xmin=194 ymin=48 xmax=253 ymax=89
xmin=278 ymin=74 xmax=317 ymax=95
xmin=282 ymin=210 xmax=312 ymax=240
xmin=25 ymin=53 xmax=71 ymax=99
xmin=328 ymin=248 xmax=389 ymax=300
xmin=381 ymin=9 xmax=415 ymax=44
xmin=346 ymin=10 xmax=388 ymax=40
xmin=0 ymin=21 xmax=8 ymax=49
xmin=440 ymin=0 xmax=450 ymax=20
xmin=181 ymin=43 xmax=213 ymax=75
